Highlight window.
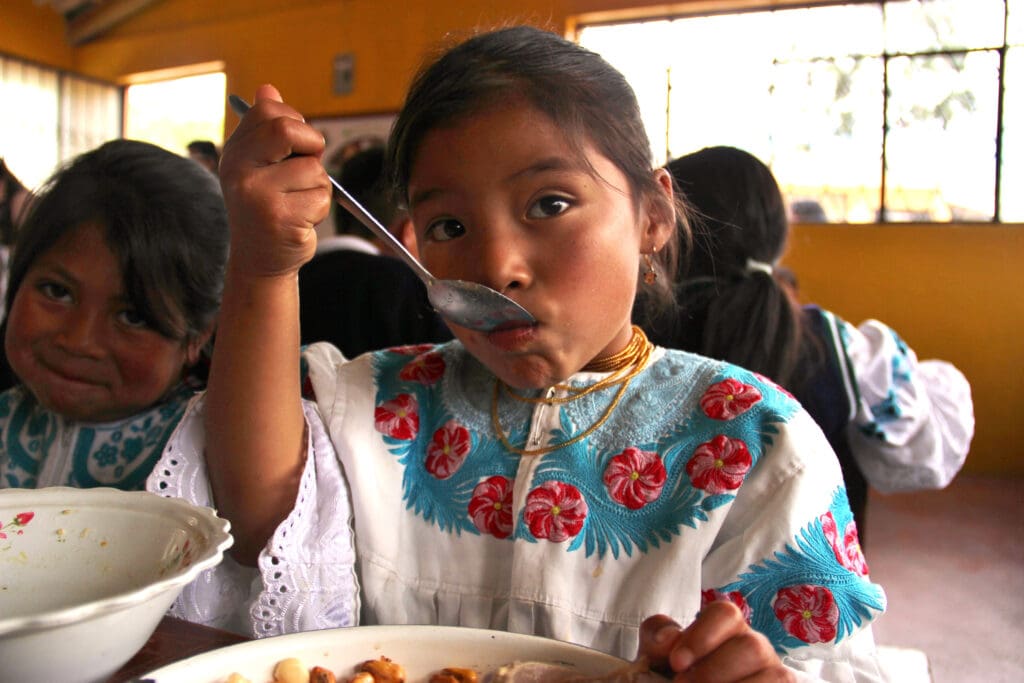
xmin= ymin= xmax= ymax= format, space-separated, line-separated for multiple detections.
xmin=577 ymin=0 xmax=1023 ymax=223
xmin=124 ymin=71 xmax=226 ymax=159
xmin=0 ymin=54 xmax=120 ymax=190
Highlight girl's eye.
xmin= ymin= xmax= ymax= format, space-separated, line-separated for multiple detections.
xmin=38 ymin=281 xmax=72 ymax=303
xmin=424 ymin=218 xmax=466 ymax=242
xmin=117 ymin=309 xmax=150 ymax=329
xmin=526 ymin=195 xmax=573 ymax=219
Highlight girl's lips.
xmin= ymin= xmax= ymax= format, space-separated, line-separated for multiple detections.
xmin=486 ymin=322 xmax=538 ymax=351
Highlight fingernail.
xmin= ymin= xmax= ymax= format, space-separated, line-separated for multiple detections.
xmin=653 ymin=624 xmax=676 ymax=645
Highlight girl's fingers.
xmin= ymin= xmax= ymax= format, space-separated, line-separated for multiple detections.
xmin=638 ymin=614 xmax=685 ymax=667
xmin=664 ymin=602 xmax=791 ymax=683
xmin=679 ymin=628 xmax=789 ymax=683
xmin=669 ymin=600 xmax=750 ymax=670
xmin=217 ymin=85 xmax=330 ymax=276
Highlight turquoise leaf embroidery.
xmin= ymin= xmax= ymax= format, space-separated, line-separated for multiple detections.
xmin=718 ymin=487 xmax=886 ymax=654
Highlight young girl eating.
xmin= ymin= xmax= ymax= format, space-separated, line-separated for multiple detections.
xmin=0 ymin=139 xmax=228 ymax=489
xmin=150 ymin=26 xmax=887 ymax=682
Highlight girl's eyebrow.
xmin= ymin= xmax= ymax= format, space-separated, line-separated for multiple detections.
xmin=32 ymin=260 xmax=77 ymax=284
xmin=409 ymin=156 xmax=582 ymax=210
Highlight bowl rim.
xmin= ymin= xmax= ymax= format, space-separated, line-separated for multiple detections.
xmin=0 ymin=486 xmax=233 ymax=637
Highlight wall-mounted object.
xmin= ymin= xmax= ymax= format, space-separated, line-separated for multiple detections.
xmin=333 ymin=53 xmax=355 ymax=95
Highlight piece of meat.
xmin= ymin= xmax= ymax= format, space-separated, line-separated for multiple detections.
xmin=485 ymin=657 xmax=666 ymax=683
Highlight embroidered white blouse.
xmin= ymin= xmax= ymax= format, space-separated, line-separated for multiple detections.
xmin=148 ymin=341 xmax=887 ymax=682
xmin=821 ymin=311 xmax=975 ymax=493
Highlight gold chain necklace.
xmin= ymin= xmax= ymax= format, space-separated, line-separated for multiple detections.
xmin=491 ymin=326 xmax=653 ymax=456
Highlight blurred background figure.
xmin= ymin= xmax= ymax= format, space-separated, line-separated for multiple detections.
xmin=1 ymin=157 xmax=32 ymax=245
xmin=637 ymin=145 xmax=975 ymax=543
xmin=789 ymin=198 xmax=828 ymax=224
xmin=187 ymin=140 xmax=220 ymax=174
xmin=298 ymin=143 xmax=451 ymax=358
xmin=0 ymin=157 xmax=34 ymax=321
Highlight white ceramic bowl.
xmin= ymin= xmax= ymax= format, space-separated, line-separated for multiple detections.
xmin=0 ymin=486 xmax=233 ymax=683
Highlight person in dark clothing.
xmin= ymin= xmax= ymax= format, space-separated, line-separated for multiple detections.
xmin=298 ymin=144 xmax=451 ymax=357
xmin=1 ymin=157 xmax=32 ymax=247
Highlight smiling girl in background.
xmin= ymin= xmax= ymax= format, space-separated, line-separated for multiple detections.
xmin=0 ymin=139 xmax=228 ymax=490
xmin=151 ymin=26 xmax=887 ymax=682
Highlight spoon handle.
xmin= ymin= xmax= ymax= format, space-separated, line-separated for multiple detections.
xmin=324 ymin=176 xmax=435 ymax=285
xmin=227 ymin=95 xmax=436 ymax=286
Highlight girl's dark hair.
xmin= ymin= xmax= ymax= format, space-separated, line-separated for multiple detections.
xmin=654 ymin=146 xmax=814 ymax=388
xmin=3 ymin=139 xmax=228 ymax=360
xmin=386 ymin=24 xmax=687 ymax=309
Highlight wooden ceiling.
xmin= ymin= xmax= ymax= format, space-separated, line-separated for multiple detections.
xmin=36 ymin=0 xmax=165 ymax=46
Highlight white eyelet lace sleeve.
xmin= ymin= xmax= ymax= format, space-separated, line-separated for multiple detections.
xmin=147 ymin=393 xmax=360 ymax=637
xmin=834 ymin=315 xmax=975 ymax=493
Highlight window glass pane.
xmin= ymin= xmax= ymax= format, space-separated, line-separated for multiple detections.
xmin=772 ymin=4 xmax=884 ymax=59
xmin=579 ymin=21 xmax=673 ymax=164
xmin=580 ymin=0 xmax=1014 ymax=224
xmin=124 ymin=72 xmax=227 ymax=156
xmin=0 ymin=58 xmax=59 ymax=189
xmin=60 ymin=75 xmax=122 ymax=164
xmin=884 ymin=0 xmax=1005 ymax=52
xmin=885 ymin=51 xmax=999 ymax=220
xmin=770 ymin=57 xmax=885 ymax=223
xmin=1009 ymin=0 xmax=1024 ymax=45
xmin=1001 ymin=47 xmax=1024 ymax=220
xmin=664 ymin=12 xmax=779 ymax=161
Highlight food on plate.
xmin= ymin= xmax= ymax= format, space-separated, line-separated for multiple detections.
xmin=223 ymin=653 xmax=664 ymax=683
xmin=311 ymin=666 xmax=339 ymax=683
xmin=429 ymin=668 xmax=479 ymax=683
xmin=486 ymin=658 xmax=663 ymax=683
xmin=274 ymin=657 xmax=312 ymax=683
xmin=350 ymin=657 xmax=406 ymax=683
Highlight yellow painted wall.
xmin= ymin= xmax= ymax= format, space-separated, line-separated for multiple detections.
xmin=783 ymin=224 xmax=1023 ymax=477
xmin=0 ymin=0 xmax=1019 ymax=476
xmin=0 ymin=0 xmax=74 ymax=69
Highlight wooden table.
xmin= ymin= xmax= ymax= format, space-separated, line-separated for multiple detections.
xmin=106 ymin=616 xmax=251 ymax=682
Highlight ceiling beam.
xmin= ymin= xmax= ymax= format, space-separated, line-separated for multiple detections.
xmin=66 ymin=0 xmax=165 ymax=46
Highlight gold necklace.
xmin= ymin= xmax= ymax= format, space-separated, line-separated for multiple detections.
xmin=491 ymin=326 xmax=653 ymax=456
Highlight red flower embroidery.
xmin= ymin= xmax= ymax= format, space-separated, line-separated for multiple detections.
xmin=841 ymin=522 xmax=869 ymax=575
xmin=700 ymin=379 xmax=762 ymax=420
xmin=469 ymin=476 xmax=514 ymax=539
xmin=820 ymin=511 xmax=870 ymax=576
xmin=399 ymin=351 xmax=446 ymax=385
xmin=603 ymin=447 xmax=666 ymax=510
xmin=425 ymin=420 xmax=471 ymax=479
xmin=773 ymin=584 xmax=839 ymax=643
xmin=391 ymin=343 xmax=435 ymax=356
xmin=753 ymin=372 xmax=794 ymax=399
xmin=523 ymin=481 xmax=588 ymax=542
xmin=686 ymin=435 xmax=752 ymax=493
xmin=374 ymin=393 xmax=420 ymax=440
xmin=701 ymin=589 xmax=753 ymax=624
xmin=820 ymin=511 xmax=839 ymax=546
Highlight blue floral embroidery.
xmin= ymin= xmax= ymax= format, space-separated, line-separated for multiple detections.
xmin=374 ymin=350 xmax=803 ymax=561
xmin=0 ymin=385 xmax=193 ymax=490
xmin=714 ymin=487 xmax=886 ymax=653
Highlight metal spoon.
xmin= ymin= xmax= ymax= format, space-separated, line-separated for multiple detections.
xmin=228 ymin=95 xmax=536 ymax=332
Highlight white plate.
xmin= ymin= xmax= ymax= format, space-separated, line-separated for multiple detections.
xmin=145 ymin=625 xmax=627 ymax=683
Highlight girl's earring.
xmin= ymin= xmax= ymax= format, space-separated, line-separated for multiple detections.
xmin=643 ymin=251 xmax=657 ymax=285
